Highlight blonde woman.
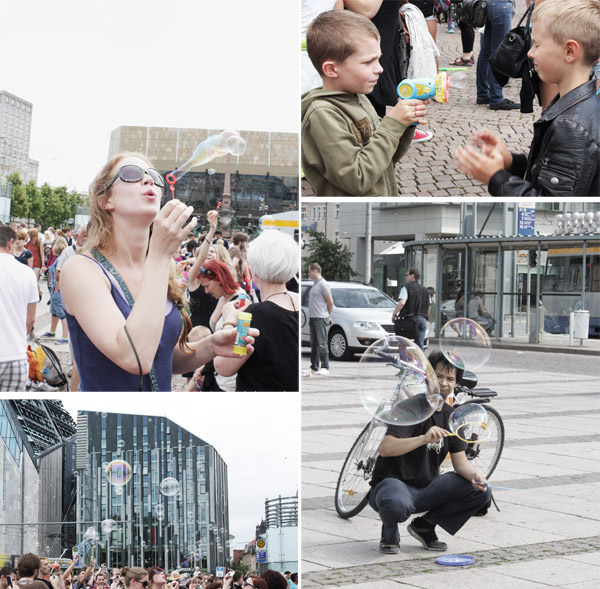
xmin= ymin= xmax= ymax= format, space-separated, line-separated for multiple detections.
xmin=60 ymin=152 xmax=257 ymax=392
xmin=13 ymin=229 xmax=34 ymax=268
xmin=120 ymin=568 xmax=148 ymax=589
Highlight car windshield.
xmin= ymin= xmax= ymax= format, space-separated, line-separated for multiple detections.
xmin=331 ymin=288 xmax=394 ymax=309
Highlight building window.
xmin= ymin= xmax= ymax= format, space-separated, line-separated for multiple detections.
xmin=335 ymin=204 xmax=340 ymax=219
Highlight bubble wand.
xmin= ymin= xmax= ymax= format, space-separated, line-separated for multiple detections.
xmin=165 ymin=130 xmax=247 ymax=198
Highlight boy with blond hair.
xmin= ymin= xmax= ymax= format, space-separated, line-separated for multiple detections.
xmin=456 ymin=0 xmax=600 ymax=196
xmin=301 ymin=10 xmax=429 ymax=196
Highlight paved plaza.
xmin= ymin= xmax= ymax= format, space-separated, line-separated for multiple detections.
xmin=302 ymin=0 xmax=542 ymax=197
xmin=301 ymin=347 xmax=600 ymax=587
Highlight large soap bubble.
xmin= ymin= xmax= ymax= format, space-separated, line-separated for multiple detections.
xmin=105 ymin=460 xmax=132 ymax=486
xmin=359 ymin=336 xmax=442 ymax=426
xmin=101 ymin=519 xmax=118 ymax=533
xmin=178 ymin=574 xmax=191 ymax=587
xmin=449 ymin=403 xmax=490 ymax=442
xmin=439 ymin=318 xmax=492 ymax=371
xmin=170 ymin=131 xmax=246 ymax=182
xmin=83 ymin=527 xmax=100 ymax=543
xmin=159 ymin=477 xmax=181 ymax=497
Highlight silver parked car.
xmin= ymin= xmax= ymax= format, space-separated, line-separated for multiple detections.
xmin=301 ymin=280 xmax=405 ymax=361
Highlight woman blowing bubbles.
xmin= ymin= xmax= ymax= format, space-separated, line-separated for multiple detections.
xmin=60 ymin=152 xmax=258 ymax=392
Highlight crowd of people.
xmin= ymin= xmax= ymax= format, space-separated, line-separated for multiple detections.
xmin=0 ymin=153 xmax=299 ymax=392
xmin=301 ymin=0 xmax=600 ymax=196
xmin=0 ymin=554 xmax=298 ymax=589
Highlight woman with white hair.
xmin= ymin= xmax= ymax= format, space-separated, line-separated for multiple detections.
xmin=215 ymin=229 xmax=299 ymax=391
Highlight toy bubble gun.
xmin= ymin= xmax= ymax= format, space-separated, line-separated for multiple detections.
xmin=397 ymin=71 xmax=466 ymax=103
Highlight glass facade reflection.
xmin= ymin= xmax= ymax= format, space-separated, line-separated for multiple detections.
xmin=75 ymin=411 xmax=229 ymax=571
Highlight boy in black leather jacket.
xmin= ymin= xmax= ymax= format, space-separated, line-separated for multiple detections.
xmin=455 ymin=0 xmax=600 ymax=196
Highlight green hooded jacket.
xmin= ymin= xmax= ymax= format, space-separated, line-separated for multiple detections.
xmin=301 ymin=88 xmax=415 ymax=196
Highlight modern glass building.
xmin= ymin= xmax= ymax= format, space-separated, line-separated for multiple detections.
xmin=75 ymin=411 xmax=229 ymax=571
xmin=108 ymin=126 xmax=298 ymax=235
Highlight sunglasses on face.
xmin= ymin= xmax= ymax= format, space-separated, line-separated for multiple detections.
xmin=105 ymin=165 xmax=165 ymax=191
xmin=199 ymin=266 xmax=217 ymax=277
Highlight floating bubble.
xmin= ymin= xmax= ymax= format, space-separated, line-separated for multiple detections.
xmin=449 ymin=403 xmax=488 ymax=434
xmin=208 ymin=522 xmax=215 ymax=531
xmin=179 ymin=574 xmax=191 ymax=586
xmin=439 ymin=318 xmax=492 ymax=371
xmin=105 ymin=460 xmax=132 ymax=486
xmin=219 ymin=527 xmax=225 ymax=534
xmin=259 ymin=215 xmax=275 ymax=231
xmin=101 ymin=519 xmax=118 ymax=533
xmin=154 ymin=504 xmax=165 ymax=515
xmin=117 ymin=439 xmax=125 ymax=448
xmin=156 ymin=513 xmax=164 ymax=521
xmin=358 ymin=336 xmax=442 ymax=426
xmin=45 ymin=546 xmax=51 ymax=553
xmin=102 ymin=462 xmax=109 ymax=469
xmin=207 ymin=169 xmax=216 ymax=175
xmin=248 ymin=213 xmax=252 ymax=218
xmin=170 ymin=131 xmax=246 ymax=182
xmin=83 ymin=527 xmax=100 ymax=543
xmin=73 ymin=471 xmax=79 ymax=477
xmin=159 ymin=477 xmax=181 ymax=496
xmin=101 ymin=412 xmax=107 ymax=418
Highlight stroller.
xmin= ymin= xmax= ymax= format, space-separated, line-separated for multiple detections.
xmin=26 ymin=340 xmax=69 ymax=391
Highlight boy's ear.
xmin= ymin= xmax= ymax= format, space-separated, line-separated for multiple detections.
xmin=564 ymin=38 xmax=582 ymax=63
xmin=322 ymin=60 xmax=340 ymax=79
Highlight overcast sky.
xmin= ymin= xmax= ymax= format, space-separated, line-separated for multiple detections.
xmin=56 ymin=392 xmax=299 ymax=550
xmin=0 ymin=0 xmax=299 ymax=192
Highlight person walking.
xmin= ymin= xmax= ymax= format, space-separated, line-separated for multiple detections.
xmin=392 ymin=267 xmax=430 ymax=350
xmin=308 ymin=262 xmax=334 ymax=375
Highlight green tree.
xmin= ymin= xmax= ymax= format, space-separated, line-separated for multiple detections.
xmin=7 ymin=172 xmax=28 ymax=221
xmin=304 ymin=229 xmax=357 ymax=280
xmin=26 ymin=180 xmax=43 ymax=226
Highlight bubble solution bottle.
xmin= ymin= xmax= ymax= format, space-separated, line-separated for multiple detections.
xmin=233 ymin=311 xmax=252 ymax=355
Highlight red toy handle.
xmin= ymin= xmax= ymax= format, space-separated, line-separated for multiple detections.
xmin=216 ymin=201 xmax=223 ymax=211
xmin=166 ymin=173 xmax=177 ymax=199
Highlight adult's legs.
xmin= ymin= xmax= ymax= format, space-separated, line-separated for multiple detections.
xmin=416 ymin=317 xmax=427 ymax=351
xmin=370 ymin=478 xmax=416 ymax=544
xmin=309 ymin=318 xmax=320 ymax=372
xmin=0 ymin=359 xmax=29 ymax=391
xmin=459 ymin=21 xmax=475 ymax=61
xmin=309 ymin=317 xmax=329 ymax=371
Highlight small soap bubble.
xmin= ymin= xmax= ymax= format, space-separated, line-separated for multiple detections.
xmin=101 ymin=519 xmax=118 ymax=533
xmin=117 ymin=439 xmax=125 ymax=448
xmin=115 ymin=487 xmax=123 ymax=496
xmin=159 ymin=477 xmax=181 ymax=497
xmin=105 ymin=460 xmax=132 ymax=486
xmin=207 ymin=169 xmax=216 ymax=175
xmin=439 ymin=318 xmax=492 ymax=371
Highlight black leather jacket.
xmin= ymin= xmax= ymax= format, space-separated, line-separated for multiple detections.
xmin=489 ymin=80 xmax=600 ymax=196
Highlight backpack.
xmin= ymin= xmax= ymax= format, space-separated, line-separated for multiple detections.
xmin=460 ymin=0 xmax=488 ymax=28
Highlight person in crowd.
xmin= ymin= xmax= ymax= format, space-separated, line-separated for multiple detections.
xmin=259 ymin=572 xmax=287 ymax=589
xmin=301 ymin=9 xmax=429 ymax=196
xmin=25 ymin=228 xmax=45 ymax=281
xmin=449 ymin=2 xmax=475 ymax=66
xmin=196 ymin=259 xmax=247 ymax=391
xmin=215 ymin=229 xmax=299 ymax=391
xmin=456 ymin=0 xmax=600 ymax=195
xmin=392 ymin=267 xmax=430 ymax=350
xmin=288 ymin=575 xmax=297 ymax=589
xmin=307 ymin=262 xmax=333 ymax=376
xmin=60 ymin=152 xmax=257 ymax=391
xmin=212 ymin=230 xmax=229 ymax=249
xmin=0 ymin=226 xmax=38 ymax=391
xmin=119 ymin=568 xmax=148 ymax=589
xmin=146 ymin=567 xmax=166 ymax=589
xmin=468 ymin=291 xmax=495 ymax=333
xmin=370 ymin=351 xmax=491 ymax=554
xmin=13 ymin=229 xmax=34 ymax=267
xmin=38 ymin=559 xmax=53 ymax=589
xmin=41 ymin=236 xmax=70 ymax=344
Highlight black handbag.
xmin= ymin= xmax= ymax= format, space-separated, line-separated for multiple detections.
xmin=394 ymin=315 xmax=418 ymax=340
xmin=490 ymin=3 xmax=534 ymax=80
xmin=459 ymin=0 xmax=487 ymax=28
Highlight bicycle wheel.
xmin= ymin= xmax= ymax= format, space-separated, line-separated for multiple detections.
xmin=335 ymin=420 xmax=387 ymax=519
xmin=463 ymin=403 xmax=504 ymax=479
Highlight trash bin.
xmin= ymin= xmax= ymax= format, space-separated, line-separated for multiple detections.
xmin=570 ymin=310 xmax=590 ymax=342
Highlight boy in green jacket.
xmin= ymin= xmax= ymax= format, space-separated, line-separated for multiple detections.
xmin=301 ymin=10 xmax=429 ymax=196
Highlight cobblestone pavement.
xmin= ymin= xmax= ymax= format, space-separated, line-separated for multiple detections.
xmin=302 ymin=0 xmax=542 ymax=197
xmin=301 ymin=350 xmax=600 ymax=587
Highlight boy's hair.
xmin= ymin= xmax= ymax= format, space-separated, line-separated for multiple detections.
xmin=308 ymin=262 xmax=321 ymax=272
xmin=428 ymin=351 xmax=464 ymax=386
xmin=532 ymin=0 xmax=600 ymax=65
xmin=306 ymin=10 xmax=380 ymax=76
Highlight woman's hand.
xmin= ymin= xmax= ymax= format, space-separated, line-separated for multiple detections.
xmin=213 ymin=326 xmax=259 ymax=357
xmin=149 ymin=199 xmax=197 ymax=259
xmin=207 ymin=209 xmax=219 ymax=231
xmin=221 ymin=298 xmax=251 ymax=326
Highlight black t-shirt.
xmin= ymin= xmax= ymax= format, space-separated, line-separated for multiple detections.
xmin=371 ymin=403 xmax=467 ymax=488
xmin=236 ymin=301 xmax=299 ymax=392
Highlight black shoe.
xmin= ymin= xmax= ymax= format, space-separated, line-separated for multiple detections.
xmin=407 ymin=519 xmax=448 ymax=551
xmin=379 ymin=540 xmax=400 ymax=554
xmin=476 ymin=98 xmax=490 ymax=105
xmin=490 ymin=99 xmax=520 ymax=110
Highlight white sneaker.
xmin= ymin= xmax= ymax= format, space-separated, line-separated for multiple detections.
xmin=317 ymin=368 xmax=330 ymax=375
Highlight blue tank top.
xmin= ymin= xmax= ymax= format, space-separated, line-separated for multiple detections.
xmin=65 ymin=257 xmax=181 ymax=391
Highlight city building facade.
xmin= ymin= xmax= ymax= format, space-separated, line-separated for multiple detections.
xmin=75 ymin=411 xmax=229 ymax=572
xmin=108 ymin=126 xmax=298 ymax=236
xmin=0 ymin=91 xmax=39 ymax=183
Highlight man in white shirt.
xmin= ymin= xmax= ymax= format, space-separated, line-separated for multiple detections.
xmin=0 ymin=225 xmax=38 ymax=390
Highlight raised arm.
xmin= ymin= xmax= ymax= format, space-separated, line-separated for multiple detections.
xmin=61 ymin=200 xmax=196 ymax=374
xmin=344 ymin=0 xmax=384 ymax=19
xmin=187 ymin=209 xmax=218 ymax=292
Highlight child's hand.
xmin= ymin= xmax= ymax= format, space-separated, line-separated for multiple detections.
xmin=387 ymin=98 xmax=430 ymax=127
xmin=471 ymin=129 xmax=513 ymax=168
xmin=455 ymin=144 xmax=505 ymax=185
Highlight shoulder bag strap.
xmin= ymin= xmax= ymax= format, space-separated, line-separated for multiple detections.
xmin=90 ymin=248 xmax=160 ymax=392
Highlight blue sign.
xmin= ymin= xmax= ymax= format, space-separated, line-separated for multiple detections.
xmin=257 ymin=550 xmax=267 ymax=563
xmin=518 ymin=205 xmax=535 ymax=236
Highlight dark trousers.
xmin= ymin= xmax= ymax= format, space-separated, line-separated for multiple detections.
xmin=309 ymin=317 xmax=329 ymax=371
xmin=369 ymin=473 xmax=492 ymax=544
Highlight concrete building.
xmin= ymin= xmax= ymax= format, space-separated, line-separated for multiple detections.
xmin=74 ymin=411 xmax=229 ymax=572
xmin=0 ymin=91 xmax=39 ymax=183
xmin=109 ymin=126 xmax=298 ymax=235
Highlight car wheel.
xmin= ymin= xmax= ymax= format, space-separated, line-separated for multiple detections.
xmin=329 ymin=327 xmax=352 ymax=361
